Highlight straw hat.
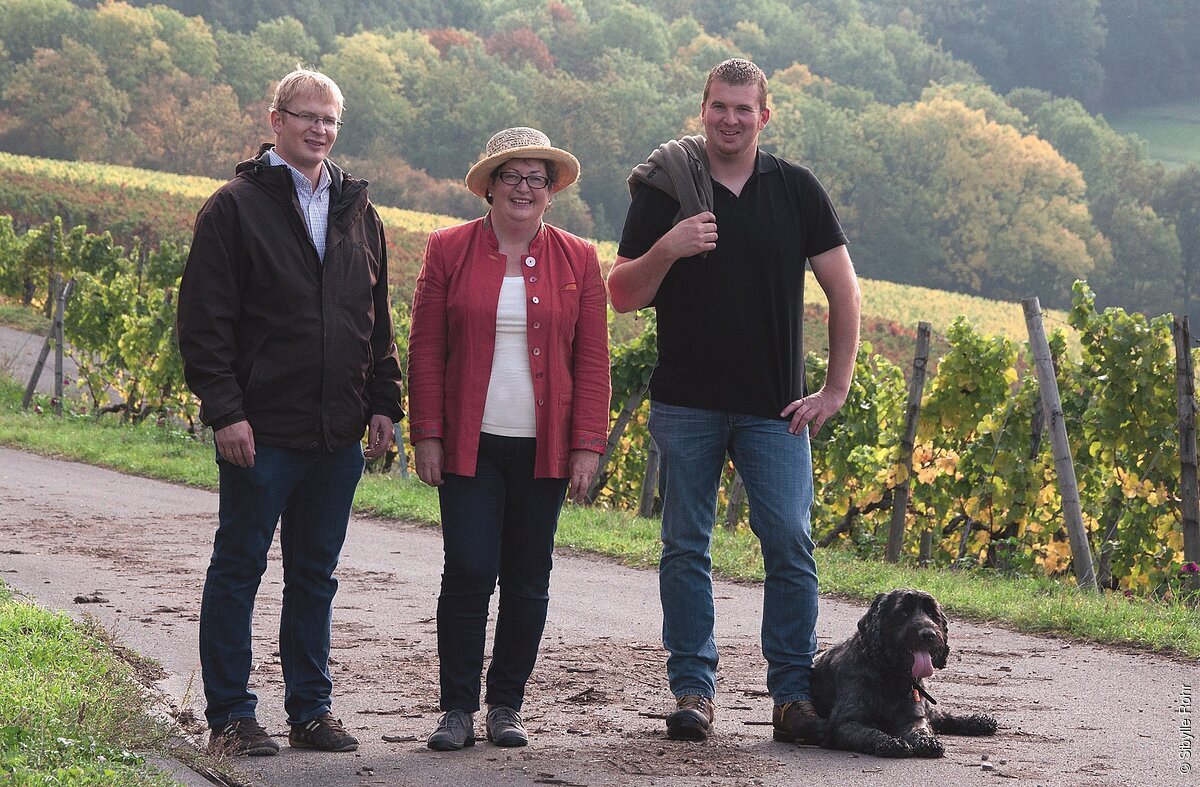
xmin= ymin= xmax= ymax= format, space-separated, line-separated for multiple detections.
xmin=465 ymin=127 xmax=580 ymax=199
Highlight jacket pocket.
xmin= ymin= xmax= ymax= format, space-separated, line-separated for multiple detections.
xmin=557 ymin=285 xmax=580 ymax=325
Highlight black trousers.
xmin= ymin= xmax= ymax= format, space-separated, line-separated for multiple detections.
xmin=435 ymin=433 xmax=568 ymax=712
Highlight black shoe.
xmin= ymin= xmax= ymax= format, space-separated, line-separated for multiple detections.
xmin=666 ymin=695 xmax=714 ymax=741
xmin=288 ymin=713 xmax=359 ymax=752
xmin=208 ymin=718 xmax=280 ymax=756
xmin=486 ymin=706 xmax=529 ymax=747
xmin=427 ymin=710 xmax=475 ymax=751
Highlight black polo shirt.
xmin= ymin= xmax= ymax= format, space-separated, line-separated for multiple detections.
xmin=618 ymin=149 xmax=847 ymax=418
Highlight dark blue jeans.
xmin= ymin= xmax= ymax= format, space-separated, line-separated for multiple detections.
xmin=436 ymin=433 xmax=568 ymax=712
xmin=200 ymin=442 xmax=365 ymax=728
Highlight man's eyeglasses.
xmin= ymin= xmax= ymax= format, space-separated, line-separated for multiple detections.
xmin=278 ymin=108 xmax=344 ymax=131
xmin=495 ymin=171 xmax=551 ymax=190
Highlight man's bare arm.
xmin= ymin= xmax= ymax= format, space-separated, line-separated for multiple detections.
xmin=780 ymin=245 xmax=861 ymax=435
xmin=607 ymin=212 xmax=717 ymax=312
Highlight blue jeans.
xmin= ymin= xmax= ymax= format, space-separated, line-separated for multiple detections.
xmin=200 ymin=442 xmax=365 ymax=728
xmin=436 ymin=433 xmax=568 ymax=712
xmin=648 ymin=401 xmax=818 ymax=706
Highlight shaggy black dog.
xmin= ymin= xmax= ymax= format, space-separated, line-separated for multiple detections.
xmin=810 ymin=588 xmax=997 ymax=757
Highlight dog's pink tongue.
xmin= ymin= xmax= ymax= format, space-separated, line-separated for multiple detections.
xmin=911 ymin=650 xmax=934 ymax=680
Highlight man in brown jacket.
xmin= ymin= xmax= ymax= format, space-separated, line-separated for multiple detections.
xmin=177 ymin=67 xmax=403 ymax=757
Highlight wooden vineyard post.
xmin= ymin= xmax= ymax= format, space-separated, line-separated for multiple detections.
xmin=638 ymin=439 xmax=661 ymax=518
xmin=393 ymin=423 xmax=409 ymax=479
xmin=724 ymin=469 xmax=746 ymax=530
xmin=1173 ymin=316 xmax=1199 ymax=591
xmin=586 ymin=381 xmax=649 ymax=504
xmin=53 ymin=278 xmax=66 ymax=416
xmin=886 ymin=321 xmax=931 ymax=563
xmin=23 ymin=276 xmax=75 ymax=413
xmin=1022 ymin=297 xmax=1097 ymax=592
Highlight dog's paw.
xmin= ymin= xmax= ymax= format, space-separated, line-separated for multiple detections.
xmin=903 ymin=731 xmax=945 ymax=758
xmin=963 ymin=714 xmax=998 ymax=736
xmin=872 ymin=736 xmax=913 ymax=758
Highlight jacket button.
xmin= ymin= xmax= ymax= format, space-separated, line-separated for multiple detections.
xmin=536 ymin=372 xmax=544 ymax=378
xmin=529 ymin=276 xmax=537 ymax=283
xmin=531 ymin=296 xmax=539 ymax=304
xmin=532 ymin=348 xmax=541 ymax=356
xmin=533 ymin=322 xmax=541 ymax=329
xmin=525 ymin=256 xmax=536 ymax=267
xmin=537 ymin=399 xmax=544 ymax=406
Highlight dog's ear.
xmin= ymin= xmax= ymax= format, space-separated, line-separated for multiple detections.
xmin=931 ymin=597 xmax=950 ymax=669
xmin=857 ymin=593 xmax=887 ymax=636
xmin=858 ymin=592 xmax=888 ymax=659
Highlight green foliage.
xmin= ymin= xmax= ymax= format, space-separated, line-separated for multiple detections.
xmin=864 ymin=0 xmax=1105 ymax=106
xmin=0 ymin=590 xmax=173 ymax=785
xmin=0 ymin=0 xmax=1189 ymax=314
xmin=0 ymin=219 xmax=192 ymax=423
xmin=598 ymin=290 xmax=1195 ymax=596
xmin=1066 ymin=281 xmax=1182 ymax=590
xmin=1154 ymin=164 xmax=1200 ymax=326
xmin=0 ymin=0 xmax=82 ymax=62
xmin=1098 ymin=0 xmax=1200 ymax=110
xmin=61 ymin=239 xmax=190 ymax=423
xmin=594 ymin=311 xmax=657 ymax=510
xmin=809 ymin=342 xmax=907 ymax=554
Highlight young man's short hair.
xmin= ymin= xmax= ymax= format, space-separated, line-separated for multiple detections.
xmin=703 ymin=58 xmax=768 ymax=110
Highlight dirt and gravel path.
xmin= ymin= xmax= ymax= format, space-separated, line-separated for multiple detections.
xmin=0 ymin=446 xmax=1192 ymax=787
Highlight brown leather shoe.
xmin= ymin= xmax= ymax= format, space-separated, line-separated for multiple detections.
xmin=666 ymin=695 xmax=715 ymax=741
xmin=772 ymin=700 xmax=826 ymax=744
xmin=208 ymin=717 xmax=280 ymax=756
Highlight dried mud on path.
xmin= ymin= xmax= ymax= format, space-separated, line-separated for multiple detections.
xmin=0 ymin=446 xmax=1191 ymax=787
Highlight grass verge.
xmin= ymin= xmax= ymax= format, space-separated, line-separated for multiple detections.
xmin=0 ymin=583 xmax=177 ymax=786
xmin=0 ymin=304 xmax=49 ymax=335
xmin=2 ymin=377 xmax=1198 ymax=660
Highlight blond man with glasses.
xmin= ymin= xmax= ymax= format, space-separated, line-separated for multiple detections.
xmin=177 ymin=67 xmax=404 ymax=757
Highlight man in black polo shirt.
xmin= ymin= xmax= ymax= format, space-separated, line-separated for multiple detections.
xmin=609 ymin=58 xmax=861 ymax=744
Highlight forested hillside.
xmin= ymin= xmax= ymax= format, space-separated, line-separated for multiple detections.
xmin=0 ymin=0 xmax=1197 ymax=322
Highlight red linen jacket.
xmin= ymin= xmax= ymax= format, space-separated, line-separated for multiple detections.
xmin=407 ymin=216 xmax=611 ymax=478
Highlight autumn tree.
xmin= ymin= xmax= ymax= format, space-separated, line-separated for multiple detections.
xmin=1005 ymin=88 xmax=1155 ymax=220
xmin=853 ymin=96 xmax=1106 ymax=304
xmin=2 ymin=38 xmax=130 ymax=161
xmin=485 ymin=27 xmax=555 ymax=74
xmin=130 ymin=74 xmax=257 ymax=178
xmin=146 ymin=4 xmax=219 ymax=80
xmin=84 ymin=1 xmax=177 ymax=92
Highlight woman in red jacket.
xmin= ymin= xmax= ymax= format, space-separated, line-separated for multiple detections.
xmin=407 ymin=128 xmax=610 ymax=751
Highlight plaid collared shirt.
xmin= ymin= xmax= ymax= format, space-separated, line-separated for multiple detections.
xmin=267 ymin=148 xmax=331 ymax=262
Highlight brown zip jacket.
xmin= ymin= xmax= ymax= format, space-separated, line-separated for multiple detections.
xmin=177 ymin=145 xmax=404 ymax=451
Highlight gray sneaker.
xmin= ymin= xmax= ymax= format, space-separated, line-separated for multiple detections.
xmin=427 ymin=710 xmax=475 ymax=751
xmin=485 ymin=705 xmax=529 ymax=747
